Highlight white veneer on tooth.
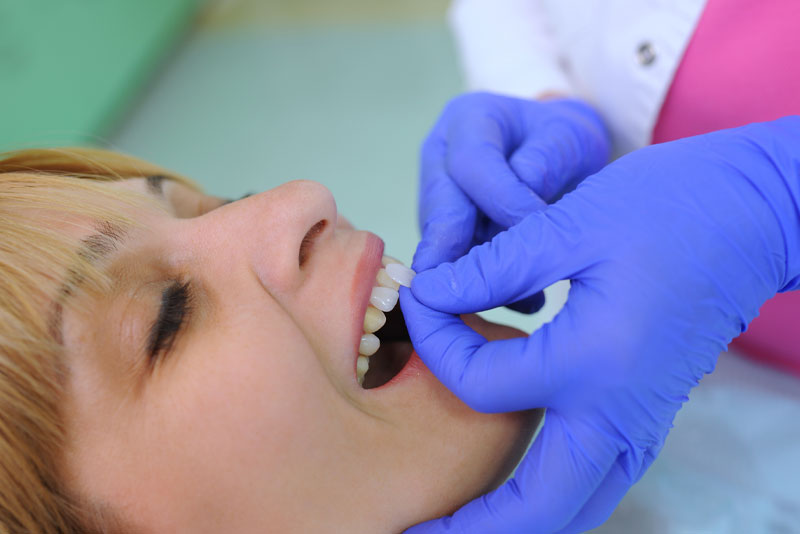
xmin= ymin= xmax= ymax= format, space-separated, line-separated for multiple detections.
xmin=376 ymin=268 xmax=400 ymax=290
xmin=369 ymin=286 xmax=399 ymax=312
xmin=381 ymin=255 xmax=401 ymax=267
xmin=386 ymin=263 xmax=415 ymax=288
xmin=363 ymin=306 xmax=386 ymax=333
xmin=359 ymin=334 xmax=380 ymax=356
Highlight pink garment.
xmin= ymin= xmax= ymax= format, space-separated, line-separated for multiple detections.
xmin=651 ymin=0 xmax=800 ymax=376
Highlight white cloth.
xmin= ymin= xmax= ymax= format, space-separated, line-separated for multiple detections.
xmin=449 ymin=0 xmax=708 ymax=156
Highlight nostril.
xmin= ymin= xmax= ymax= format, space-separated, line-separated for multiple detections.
xmin=298 ymin=219 xmax=327 ymax=267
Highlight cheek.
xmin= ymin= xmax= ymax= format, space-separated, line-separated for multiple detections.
xmin=135 ymin=314 xmax=354 ymax=529
xmin=162 ymin=327 xmax=322 ymax=465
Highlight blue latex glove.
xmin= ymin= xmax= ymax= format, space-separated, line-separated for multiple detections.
xmin=415 ymin=92 xmax=610 ymax=313
xmin=401 ymin=117 xmax=800 ymax=533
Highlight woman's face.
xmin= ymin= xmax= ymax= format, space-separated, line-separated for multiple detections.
xmin=59 ymin=178 xmax=538 ymax=533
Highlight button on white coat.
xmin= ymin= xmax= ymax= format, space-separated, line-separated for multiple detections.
xmin=637 ymin=41 xmax=657 ymax=66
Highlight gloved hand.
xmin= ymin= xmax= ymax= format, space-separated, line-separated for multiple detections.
xmin=415 ymin=92 xmax=610 ymax=313
xmin=401 ymin=117 xmax=800 ymax=533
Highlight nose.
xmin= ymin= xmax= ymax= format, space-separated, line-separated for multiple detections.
xmin=194 ymin=180 xmax=338 ymax=293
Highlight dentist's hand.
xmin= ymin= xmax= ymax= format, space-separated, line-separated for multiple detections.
xmin=402 ymin=118 xmax=800 ymax=533
xmin=414 ymin=91 xmax=609 ymax=275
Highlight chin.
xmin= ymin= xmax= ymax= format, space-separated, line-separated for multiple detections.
xmin=367 ymin=313 xmax=542 ymax=533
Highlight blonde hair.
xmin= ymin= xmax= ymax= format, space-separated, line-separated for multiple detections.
xmin=0 ymin=148 xmax=197 ymax=533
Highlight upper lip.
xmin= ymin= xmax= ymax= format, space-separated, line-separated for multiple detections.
xmin=349 ymin=233 xmax=384 ymax=375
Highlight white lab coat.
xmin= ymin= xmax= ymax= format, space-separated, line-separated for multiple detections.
xmin=449 ymin=0 xmax=708 ymax=155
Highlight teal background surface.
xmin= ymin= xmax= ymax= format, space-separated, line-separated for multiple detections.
xmin=0 ymin=0 xmax=200 ymax=150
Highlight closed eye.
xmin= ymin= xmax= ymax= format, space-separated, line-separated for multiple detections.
xmin=147 ymin=281 xmax=192 ymax=364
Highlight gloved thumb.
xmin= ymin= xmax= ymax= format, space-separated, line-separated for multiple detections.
xmin=411 ymin=206 xmax=590 ymax=314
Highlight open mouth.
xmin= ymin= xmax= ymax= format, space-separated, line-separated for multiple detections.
xmin=356 ymin=256 xmax=416 ymax=389
xmin=362 ymin=305 xmax=413 ymax=389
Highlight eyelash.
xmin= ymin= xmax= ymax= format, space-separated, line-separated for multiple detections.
xmin=147 ymin=281 xmax=192 ymax=364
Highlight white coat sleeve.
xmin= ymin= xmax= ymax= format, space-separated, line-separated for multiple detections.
xmin=448 ymin=0 xmax=574 ymax=98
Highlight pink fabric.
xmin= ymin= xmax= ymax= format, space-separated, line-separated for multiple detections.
xmin=651 ymin=0 xmax=800 ymax=376
xmin=652 ymin=0 xmax=800 ymax=140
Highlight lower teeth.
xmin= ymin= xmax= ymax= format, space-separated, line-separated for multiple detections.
xmin=356 ymin=356 xmax=370 ymax=386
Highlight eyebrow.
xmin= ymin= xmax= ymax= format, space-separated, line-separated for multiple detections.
xmin=50 ymin=221 xmax=129 ymax=344
xmin=146 ymin=174 xmax=165 ymax=196
xmin=61 ymin=174 xmax=167 ymax=295
xmin=77 ymin=221 xmax=126 ymax=267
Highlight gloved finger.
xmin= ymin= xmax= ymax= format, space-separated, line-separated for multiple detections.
xmin=445 ymin=113 xmax=547 ymax=227
xmin=403 ymin=413 xmax=619 ymax=534
xmin=411 ymin=208 xmax=589 ymax=315
xmin=510 ymin=121 xmax=596 ymax=203
xmin=509 ymin=101 xmax=610 ymax=203
xmin=400 ymin=285 xmax=584 ymax=412
xmin=552 ymin=457 xmax=633 ymax=534
xmin=471 ymin=218 xmax=547 ymax=314
xmin=415 ymin=136 xmax=479 ymax=272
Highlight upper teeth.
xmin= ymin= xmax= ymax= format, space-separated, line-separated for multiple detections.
xmin=376 ymin=269 xmax=400 ymax=290
xmin=369 ymin=287 xmax=399 ymax=312
xmin=357 ymin=255 xmax=416 ymax=385
xmin=362 ymin=306 xmax=386 ymax=333
xmin=385 ymin=263 xmax=415 ymax=287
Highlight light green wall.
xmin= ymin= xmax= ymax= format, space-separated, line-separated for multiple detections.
xmin=0 ymin=0 xmax=199 ymax=151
